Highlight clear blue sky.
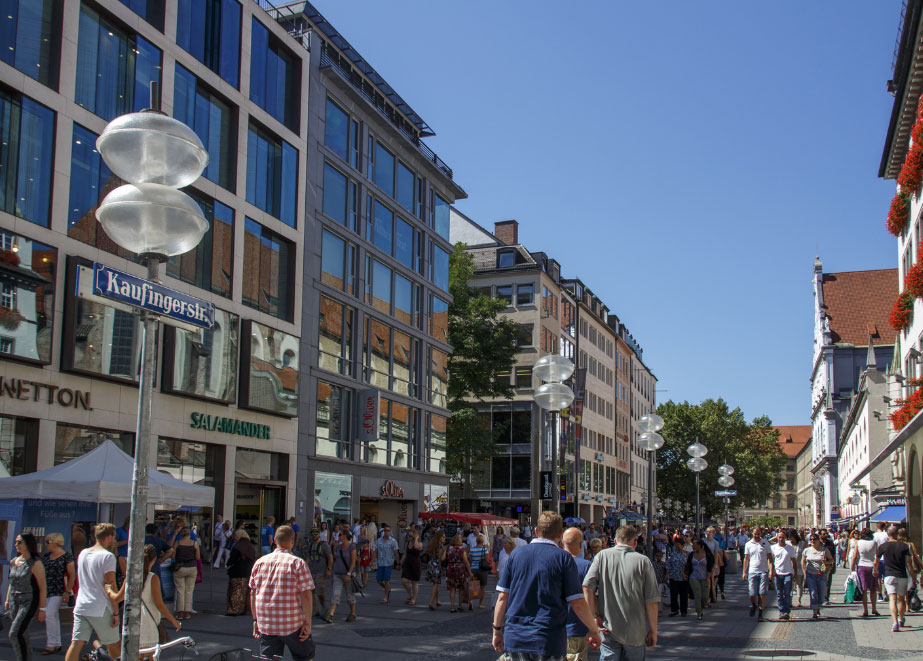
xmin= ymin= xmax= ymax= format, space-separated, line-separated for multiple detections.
xmin=314 ymin=1 xmax=902 ymax=426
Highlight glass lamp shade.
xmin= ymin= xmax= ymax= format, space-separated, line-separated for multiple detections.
xmin=687 ymin=457 xmax=707 ymax=472
xmin=638 ymin=413 xmax=665 ymax=433
xmin=637 ymin=432 xmax=664 ymax=452
xmin=96 ymin=112 xmax=209 ymax=187
xmin=533 ymin=354 xmax=575 ymax=383
xmin=717 ymin=475 xmax=735 ymax=487
xmin=96 ymin=184 xmax=208 ymax=257
xmin=848 ymin=495 xmax=860 ymax=505
xmin=534 ymin=382 xmax=574 ymax=411
xmin=686 ymin=442 xmax=708 ymax=458
xmin=718 ymin=463 xmax=734 ymax=476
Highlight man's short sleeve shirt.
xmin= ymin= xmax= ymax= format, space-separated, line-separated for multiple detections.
xmin=249 ymin=549 xmax=314 ymax=636
xmin=376 ymin=536 xmax=399 ymax=567
xmin=745 ymin=540 xmax=771 ymax=574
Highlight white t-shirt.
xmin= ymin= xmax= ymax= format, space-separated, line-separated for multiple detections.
xmin=771 ymin=543 xmax=796 ymax=575
xmin=873 ymin=531 xmax=889 ymax=546
xmin=856 ymin=539 xmax=879 ymax=567
xmin=467 ymin=532 xmax=478 ymax=549
xmin=745 ymin=539 xmax=771 ymax=574
xmin=74 ymin=548 xmax=116 ymax=617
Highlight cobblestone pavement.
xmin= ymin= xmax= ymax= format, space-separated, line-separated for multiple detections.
xmin=1 ymin=564 xmax=922 ymax=660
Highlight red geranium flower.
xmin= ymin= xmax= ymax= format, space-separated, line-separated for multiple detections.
xmin=907 ymin=263 xmax=923 ymax=298
xmin=891 ymin=385 xmax=923 ymax=431
xmin=898 ymin=144 xmax=923 ymax=196
xmin=888 ymin=193 xmax=911 ymax=236
xmin=890 ymin=291 xmax=914 ymax=333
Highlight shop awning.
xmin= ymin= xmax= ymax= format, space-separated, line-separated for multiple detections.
xmin=420 ymin=512 xmax=519 ymax=527
xmin=871 ymin=505 xmax=906 ymax=522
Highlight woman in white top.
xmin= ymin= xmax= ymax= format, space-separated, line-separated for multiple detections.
xmin=497 ymin=537 xmax=516 ymax=577
xmin=845 ymin=529 xmax=860 ymax=569
xmin=850 ymin=528 xmax=881 ymax=617
xmin=140 ymin=544 xmax=181 ymax=659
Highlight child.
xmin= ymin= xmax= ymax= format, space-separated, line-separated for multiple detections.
xmin=653 ymin=549 xmax=668 ymax=616
xmin=358 ymin=527 xmax=372 ymax=587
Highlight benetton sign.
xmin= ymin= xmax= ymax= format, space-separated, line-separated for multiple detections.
xmin=91 ymin=263 xmax=215 ymax=329
xmin=0 ymin=376 xmax=91 ymax=409
xmin=190 ymin=413 xmax=270 ymax=439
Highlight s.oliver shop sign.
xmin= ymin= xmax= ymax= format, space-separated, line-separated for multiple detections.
xmin=357 ymin=388 xmax=379 ymax=442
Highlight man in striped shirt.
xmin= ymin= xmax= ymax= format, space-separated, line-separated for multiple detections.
xmin=250 ymin=525 xmax=316 ymax=661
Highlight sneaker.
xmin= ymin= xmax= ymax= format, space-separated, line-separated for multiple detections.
xmin=321 ymin=614 xmax=334 ymax=623
xmin=893 ymin=623 xmax=900 ymax=632
xmin=899 ymin=619 xmax=905 ymax=627
xmin=697 ymin=614 xmax=703 ymax=621
xmin=758 ymin=610 xmax=764 ymax=621
xmin=345 ymin=614 xmax=356 ymax=622
xmin=749 ymin=604 xmax=756 ymax=617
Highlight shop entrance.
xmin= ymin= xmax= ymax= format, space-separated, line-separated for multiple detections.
xmin=235 ymin=482 xmax=284 ymax=542
xmin=360 ymin=498 xmax=414 ymax=532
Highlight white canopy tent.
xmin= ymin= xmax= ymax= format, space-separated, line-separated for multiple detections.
xmin=0 ymin=440 xmax=214 ymax=508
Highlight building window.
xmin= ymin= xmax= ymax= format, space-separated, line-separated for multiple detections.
xmin=119 ymin=0 xmax=165 ymax=31
xmin=515 ymin=324 xmax=533 ymax=348
xmin=515 ymin=367 xmax=533 ymax=389
xmin=249 ymin=17 xmax=300 ymax=132
xmin=324 ymin=98 xmax=349 ymax=162
xmin=55 ymin=424 xmax=133 ymax=465
xmin=0 ymin=91 xmax=54 ymax=228
xmin=429 ymin=295 xmax=449 ymax=343
xmin=320 ymin=229 xmax=355 ymax=295
xmin=246 ymin=121 xmax=298 ymax=227
xmin=368 ymin=198 xmax=394 ymax=255
xmin=316 ymin=381 xmax=351 ymax=459
xmin=167 ymin=191 xmax=233 ymax=297
xmin=241 ymin=321 xmax=298 ymax=416
xmin=163 ymin=308 xmax=238 ymax=403
xmin=393 ymin=330 xmax=419 ymax=398
xmin=373 ymin=141 xmax=395 ymax=196
xmin=322 ymin=163 xmax=357 ymax=231
xmin=430 ymin=242 xmax=449 ymax=292
xmin=516 ymin=284 xmax=534 ymax=306
xmin=428 ymin=413 xmax=447 ymax=474
xmin=318 ymin=295 xmax=353 ymax=376
xmin=0 ymin=0 xmax=61 ymax=89
xmin=496 ymin=285 xmax=513 ymax=305
xmin=174 ymin=65 xmax=236 ymax=191
xmin=363 ymin=317 xmax=391 ymax=390
xmin=393 ymin=273 xmax=415 ymax=326
xmin=429 ymin=191 xmax=450 ymax=241
xmin=236 ymin=447 xmax=285 ymax=481
xmin=394 ymin=217 xmax=419 ymax=272
xmin=242 ymin=219 xmax=294 ymax=321
xmin=396 ymin=161 xmax=415 ymax=213
xmin=430 ymin=348 xmax=448 ymax=407
xmin=366 ymin=257 xmax=392 ymax=315
xmin=0 ymin=415 xmax=37 ymax=476
xmin=157 ymin=440 xmax=219 ymax=491
xmin=176 ymin=0 xmax=240 ymax=87
xmin=0 ymin=231 xmax=55 ymax=364
xmin=75 ymin=5 xmax=161 ymax=121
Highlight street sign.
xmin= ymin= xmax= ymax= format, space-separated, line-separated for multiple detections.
xmin=540 ymin=471 xmax=553 ymax=500
xmin=714 ymin=490 xmax=737 ymax=497
xmin=76 ymin=264 xmax=215 ymax=331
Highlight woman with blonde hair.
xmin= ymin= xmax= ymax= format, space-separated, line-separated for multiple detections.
xmin=444 ymin=533 xmax=473 ymax=612
xmin=41 ymin=532 xmax=74 ymax=655
xmin=468 ymin=534 xmax=489 ymax=610
xmin=422 ymin=530 xmax=445 ymax=610
xmin=226 ymin=529 xmax=255 ymax=616
xmin=172 ymin=526 xmax=200 ymax=620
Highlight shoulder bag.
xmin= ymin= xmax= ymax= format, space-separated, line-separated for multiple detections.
xmin=140 ymin=580 xmax=168 ymax=644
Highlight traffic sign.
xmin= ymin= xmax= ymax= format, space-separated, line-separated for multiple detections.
xmin=714 ymin=490 xmax=737 ymax=497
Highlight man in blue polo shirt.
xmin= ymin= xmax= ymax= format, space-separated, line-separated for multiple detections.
xmin=493 ymin=512 xmax=601 ymax=660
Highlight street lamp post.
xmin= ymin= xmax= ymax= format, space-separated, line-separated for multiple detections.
xmin=686 ymin=440 xmax=708 ymax=536
xmin=95 ymin=99 xmax=209 ymax=661
xmin=637 ymin=413 xmax=665 ymax=558
xmin=533 ymin=355 xmax=575 ymax=515
xmin=718 ymin=463 xmax=735 ymax=533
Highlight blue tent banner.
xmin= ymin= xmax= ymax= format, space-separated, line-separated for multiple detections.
xmin=871 ymin=505 xmax=906 ymax=522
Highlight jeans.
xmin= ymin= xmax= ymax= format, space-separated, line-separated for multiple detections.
xmin=774 ymin=574 xmax=793 ymax=614
xmin=45 ymin=594 xmax=63 ymax=648
xmin=689 ymin=579 xmax=708 ymax=615
xmin=599 ymin=640 xmax=646 ymax=661
xmin=259 ymin=629 xmax=315 ymax=661
xmin=669 ymin=579 xmax=689 ymax=614
xmin=748 ymin=572 xmax=769 ymax=596
xmin=825 ymin=566 xmax=835 ymax=601
xmin=805 ymin=572 xmax=827 ymax=611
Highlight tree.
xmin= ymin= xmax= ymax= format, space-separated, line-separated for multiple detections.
xmin=445 ymin=243 xmax=519 ymax=485
xmin=655 ymin=398 xmax=786 ymax=522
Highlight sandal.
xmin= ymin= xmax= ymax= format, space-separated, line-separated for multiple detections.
xmin=408 ymin=600 xmax=415 ymax=606
xmin=429 ymin=604 xmax=435 ymax=611
xmin=450 ymin=608 xmax=457 ymax=613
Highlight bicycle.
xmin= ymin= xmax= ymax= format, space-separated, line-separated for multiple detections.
xmin=87 ymin=636 xmax=198 ymax=660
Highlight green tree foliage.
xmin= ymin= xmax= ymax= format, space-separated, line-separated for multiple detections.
xmin=655 ymin=398 xmax=786 ymax=521
xmin=445 ymin=243 xmax=519 ymax=480
xmin=745 ymin=515 xmax=785 ymax=529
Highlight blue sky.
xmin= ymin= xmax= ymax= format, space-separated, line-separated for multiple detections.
xmin=314 ymin=1 xmax=902 ymax=426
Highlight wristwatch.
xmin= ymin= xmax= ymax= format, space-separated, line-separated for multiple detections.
xmin=492 ymin=624 xmax=504 ymax=631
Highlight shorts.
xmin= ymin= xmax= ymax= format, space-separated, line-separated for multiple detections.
xmin=376 ymin=565 xmax=393 ymax=581
xmin=884 ymin=576 xmax=909 ymax=596
xmin=566 ymin=635 xmax=589 ymax=661
xmin=748 ymin=572 xmax=769 ymax=596
xmin=72 ymin=612 xmax=121 ymax=645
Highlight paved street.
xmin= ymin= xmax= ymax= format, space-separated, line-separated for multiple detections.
xmin=2 ymin=564 xmax=923 ymax=660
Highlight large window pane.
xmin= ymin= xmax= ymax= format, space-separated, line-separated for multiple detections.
xmin=430 ymin=348 xmax=448 ymax=407
xmin=318 ymin=295 xmax=352 ymax=376
xmin=392 ymin=330 xmax=415 ymax=398
xmin=246 ymin=121 xmax=297 ymax=227
xmin=55 ymin=424 xmax=133 ymax=465
xmin=242 ymin=218 xmax=294 ymax=321
xmin=511 ymin=456 xmax=531 ymax=489
xmin=430 ymin=295 xmax=448 ymax=343
xmin=0 ymin=230 xmax=55 ymax=363
xmin=0 ymin=415 xmax=37 ymax=476
xmin=491 ymin=456 xmax=510 ymax=489
xmin=167 ymin=191 xmax=233 ymax=297
xmin=324 ymin=98 xmax=348 ymax=161
xmin=431 ymin=191 xmax=450 ymax=240
xmin=0 ymin=92 xmax=54 ymax=227
xmin=428 ymin=414 xmax=446 ymax=474
xmin=245 ymin=321 xmax=298 ymax=416
xmin=322 ymin=163 xmax=348 ymax=225
xmin=430 ymin=243 xmax=449 ymax=292
xmin=75 ymin=5 xmax=162 ymax=120
xmin=174 ymin=65 xmax=236 ymax=190
xmin=320 ymin=229 xmax=355 ymax=295
xmin=396 ymin=161 xmax=414 ymax=213
xmin=316 ymin=382 xmax=351 ymax=459
xmin=157 ymin=440 xmax=218 ymax=487
xmin=367 ymin=258 xmax=391 ymax=315
xmin=68 ymin=298 xmax=142 ymax=382
xmin=176 ymin=0 xmax=240 ymax=87
xmin=390 ymin=402 xmax=411 ymax=468
xmin=373 ymin=141 xmax=394 ymax=196
xmin=394 ymin=217 xmax=415 ymax=270
xmin=371 ymin=200 xmax=393 ymax=255
xmin=249 ymin=17 xmax=299 ymax=132
xmin=167 ymin=308 xmax=238 ymax=402
xmin=393 ymin=273 xmax=412 ymax=326
xmin=365 ymin=317 xmax=391 ymax=390
xmin=0 ymin=0 xmax=60 ymax=89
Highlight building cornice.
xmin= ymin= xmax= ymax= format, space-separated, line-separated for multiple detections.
xmin=881 ymin=0 xmax=923 ymax=179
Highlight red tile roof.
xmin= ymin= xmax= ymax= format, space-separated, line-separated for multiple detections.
xmin=773 ymin=426 xmax=811 ymax=458
xmin=821 ymin=269 xmax=898 ymax=346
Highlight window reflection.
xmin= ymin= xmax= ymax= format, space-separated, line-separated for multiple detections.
xmin=242 ymin=218 xmax=294 ymax=321
xmin=168 ymin=191 xmax=233 ymax=297
xmin=0 ymin=415 xmax=37 ymax=477
xmin=365 ymin=318 xmax=391 ymax=390
xmin=69 ymin=298 xmax=143 ymax=382
xmin=430 ymin=348 xmax=448 ymax=407
xmin=0 ymin=91 xmax=54 ymax=227
xmin=169 ymin=308 xmax=238 ymax=402
xmin=428 ymin=414 xmax=447 ymax=474
xmin=316 ymin=381 xmax=350 ymax=459
xmin=245 ymin=321 xmax=299 ymax=416
xmin=0 ymin=231 xmax=55 ymax=363
xmin=1 ymin=0 xmax=61 ymax=89
xmin=318 ymin=295 xmax=352 ymax=376
xmin=54 ymin=424 xmax=133 ymax=465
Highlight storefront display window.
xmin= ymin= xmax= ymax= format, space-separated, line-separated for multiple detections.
xmin=314 ymin=471 xmax=352 ymax=527
xmin=165 ymin=308 xmax=238 ymax=402
xmin=0 ymin=415 xmax=37 ymax=476
xmin=316 ymin=380 xmax=350 ymax=459
xmin=157 ymin=439 xmax=220 ymax=487
xmin=55 ymin=424 xmax=133 ymax=465
xmin=241 ymin=321 xmax=298 ymax=416
xmin=0 ymin=230 xmax=56 ymax=364
xmin=235 ymin=447 xmax=284 ymax=481
xmin=424 ymin=484 xmax=448 ymax=513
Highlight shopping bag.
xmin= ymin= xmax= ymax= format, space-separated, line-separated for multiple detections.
xmin=844 ymin=575 xmax=857 ymax=603
xmin=910 ymin=587 xmax=922 ymax=612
